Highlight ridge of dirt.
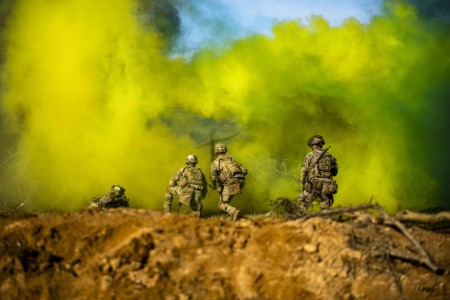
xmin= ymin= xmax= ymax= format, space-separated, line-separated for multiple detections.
xmin=1 ymin=208 xmax=449 ymax=299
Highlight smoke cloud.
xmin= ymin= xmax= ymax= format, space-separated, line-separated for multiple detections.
xmin=0 ymin=0 xmax=449 ymax=213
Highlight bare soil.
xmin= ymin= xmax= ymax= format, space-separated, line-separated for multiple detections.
xmin=1 ymin=208 xmax=449 ymax=300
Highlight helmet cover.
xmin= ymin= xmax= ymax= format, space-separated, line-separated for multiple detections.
xmin=307 ymin=135 xmax=325 ymax=147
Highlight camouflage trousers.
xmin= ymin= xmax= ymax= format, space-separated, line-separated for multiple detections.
xmin=164 ymin=186 xmax=203 ymax=217
xmin=217 ymin=179 xmax=245 ymax=216
xmin=298 ymin=182 xmax=334 ymax=214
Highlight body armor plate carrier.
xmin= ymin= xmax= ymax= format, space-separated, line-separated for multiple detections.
xmin=181 ymin=167 xmax=204 ymax=187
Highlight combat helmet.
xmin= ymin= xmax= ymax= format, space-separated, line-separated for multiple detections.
xmin=307 ymin=135 xmax=325 ymax=147
xmin=185 ymin=154 xmax=198 ymax=166
xmin=214 ymin=143 xmax=227 ymax=154
xmin=110 ymin=185 xmax=125 ymax=195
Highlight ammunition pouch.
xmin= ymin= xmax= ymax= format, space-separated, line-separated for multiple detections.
xmin=313 ymin=180 xmax=323 ymax=190
xmin=322 ymin=180 xmax=338 ymax=194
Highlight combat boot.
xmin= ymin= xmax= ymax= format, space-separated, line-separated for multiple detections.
xmin=297 ymin=211 xmax=306 ymax=218
xmin=231 ymin=209 xmax=241 ymax=222
xmin=297 ymin=202 xmax=307 ymax=218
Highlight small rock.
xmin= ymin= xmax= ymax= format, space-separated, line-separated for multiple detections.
xmin=303 ymin=243 xmax=317 ymax=253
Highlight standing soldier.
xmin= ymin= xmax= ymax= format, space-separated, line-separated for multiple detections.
xmin=298 ymin=135 xmax=338 ymax=216
xmin=164 ymin=154 xmax=208 ymax=217
xmin=210 ymin=143 xmax=248 ymax=221
xmin=89 ymin=185 xmax=130 ymax=209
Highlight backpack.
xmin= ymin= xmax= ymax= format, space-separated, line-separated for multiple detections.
xmin=182 ymin=167 xmax=204 ymax=186
xmin=220 ymin=156 xmax=246 ymax=182
xmin=314 ymin=152 xmax=337 ymax=178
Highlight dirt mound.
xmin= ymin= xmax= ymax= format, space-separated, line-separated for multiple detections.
xmin=1 ymin=208 xmax=449 ymax=299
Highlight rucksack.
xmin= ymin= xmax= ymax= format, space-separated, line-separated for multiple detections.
xmin=220 ymin=156 xmax=246 ymax=182
xmin=314 ymin=152 xmax=337 ymax=178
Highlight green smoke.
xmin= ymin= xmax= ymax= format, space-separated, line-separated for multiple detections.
xmin=0 ymin=0 xmax=448 ymax=213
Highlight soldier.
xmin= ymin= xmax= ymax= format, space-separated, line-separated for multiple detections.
xmin=210 ymin=143 xmax=248 ymax=221
xmin=298 ymin=135 xmax=338 ymax=216
xmin=89 ymin=185 xmax=130 ymax=208
xmin=164 ymin=154 xmax=208 ymax=217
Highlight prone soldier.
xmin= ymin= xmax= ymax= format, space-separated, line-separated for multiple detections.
xmin=89 ymin=185 xmax=130 ymax=209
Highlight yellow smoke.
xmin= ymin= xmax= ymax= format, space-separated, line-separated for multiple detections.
xmin=2 ymin=0 xmax=199 ymax=211
xmin=1 ymin=0 xmax=447 ymax=213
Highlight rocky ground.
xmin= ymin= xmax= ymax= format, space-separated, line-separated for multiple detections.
xmin=1 ymin=207 xmax=449 ymax=300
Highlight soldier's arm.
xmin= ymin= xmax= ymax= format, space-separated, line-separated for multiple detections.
xmin=169 ymin=168 xmax=183 ymax=186
xmin=300 ymin=167 xmax=308 ymax=184
xmin=210 ymin=161 xmax=216 ymax=178
xmin=98 ymin=194 xmax=111 ymax=206
xmin=201 ymin=172 xmax=209 ymax=196
xmin=300 ymin=154 xmax=312 ymax=184
xmin=210 ymin=162 xmax=218 ymax=189
xmin=238 ymin=161 xmax=248 ymax=175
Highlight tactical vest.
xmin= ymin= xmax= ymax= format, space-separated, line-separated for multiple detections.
xmin=312 ymin=152 xmax=335 ymax=178
xmin=182 ymin=167 xmax=204 ymax=186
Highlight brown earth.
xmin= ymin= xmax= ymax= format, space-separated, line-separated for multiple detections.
xmin=1 ymin=208 xmax=449 ymax=300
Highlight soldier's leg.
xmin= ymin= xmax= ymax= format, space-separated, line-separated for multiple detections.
xmin=298 ymin=190 xmax=311 ymax=214
xmin=190 ymin=190 xmax=203 ymax=218
xmin=164 ymin=186 xmax=176 ymax=213
xmin=218 ymin=186 xmax=238 ymax=217
xmin=320 ymin=192 xmax=334 ymax=210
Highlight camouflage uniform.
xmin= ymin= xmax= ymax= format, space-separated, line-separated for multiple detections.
xmin=89 ymin=185 xmax=129 ymax=208
xmin=164 ymin=155 xmax=207 ymax=217
xmin=298 ymin=135 xmax=338 ymax=215
xmin=210 ymin=143 xmax=247 ymax=221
